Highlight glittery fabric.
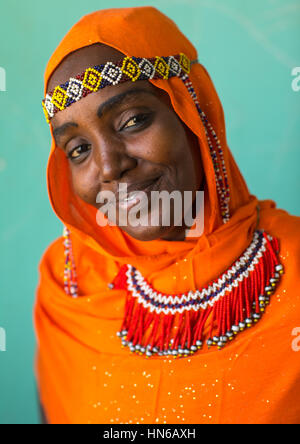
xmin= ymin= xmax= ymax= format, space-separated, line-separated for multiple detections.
xmin=35 ymin=210 xmax=300 ymax=424
xmin=34 ymin=7 xmax=300 ymax=424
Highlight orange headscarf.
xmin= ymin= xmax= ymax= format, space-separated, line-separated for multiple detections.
xmin=34 ymin=6 xmax=300 ymax=424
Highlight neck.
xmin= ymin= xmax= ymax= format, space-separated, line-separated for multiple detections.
xmin=161 ymin=225 xmax=186 ymax=241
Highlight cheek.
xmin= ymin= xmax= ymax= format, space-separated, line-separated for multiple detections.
xmin=151 ymin=117 xmax=200 ymax=187
xmin=131 ymin=114 xmax=189 ymax=167
xmin=70 ymin=165 xmax=99 ymax=205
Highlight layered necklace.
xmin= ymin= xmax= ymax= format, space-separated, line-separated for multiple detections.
xmin=63 ymin=228 xmax=283 ymax=358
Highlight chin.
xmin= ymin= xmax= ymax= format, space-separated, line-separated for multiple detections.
xmin=121 ymin=225 xmax=172 ymax=242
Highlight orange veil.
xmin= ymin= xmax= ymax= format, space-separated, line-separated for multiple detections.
xmin=34 ymin=7 xmax=300 ymax=424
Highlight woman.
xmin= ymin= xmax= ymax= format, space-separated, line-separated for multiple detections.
xmin=34 ymin=6 xmax=300 ymax=424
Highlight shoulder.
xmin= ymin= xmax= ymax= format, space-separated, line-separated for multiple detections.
xmin=38 ymin=232 xmax=118 ymax=294
xmin=39 ymin=236 xmax=64 ymax=274
xmin=259 ymin=204 xmax=300 ymax=256
xmin=37 ymin=236 xmax=65 ymax=291
xmin=259 ymin=204 xmax=300 ymax=315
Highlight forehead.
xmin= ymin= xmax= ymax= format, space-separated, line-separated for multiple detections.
xmin=51 ymin=79 xmax=164 ymax=129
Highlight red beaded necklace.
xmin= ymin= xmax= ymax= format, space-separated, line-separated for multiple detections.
xmin=109 ymin=230 xmax=283 ymax=357
xmin=63 ymin=228 xmax=283 ymax=358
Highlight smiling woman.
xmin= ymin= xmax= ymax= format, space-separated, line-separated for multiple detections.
xmin=47 ymin=44 xmax=203 ymax=241
xmin=34 ymin=6 xmax=300 ymax=425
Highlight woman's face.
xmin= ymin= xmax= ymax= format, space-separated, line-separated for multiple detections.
xmin=48 ymin=44 xmax=204 ymax=241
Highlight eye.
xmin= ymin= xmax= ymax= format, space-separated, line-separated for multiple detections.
xmin=121 ymin=113 xmax=152 ymax=131
xmin=67 ymin=144 xmax=91 ymax=162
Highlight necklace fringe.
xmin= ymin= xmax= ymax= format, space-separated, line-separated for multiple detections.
xmin=109 ymin=230 xmax=283 ymax=358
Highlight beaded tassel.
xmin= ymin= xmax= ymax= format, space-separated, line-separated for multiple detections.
xmin=106 ymin=230 xmax=283 ymax=358
xmin=180 ymin=74 xmax=230 ymax=223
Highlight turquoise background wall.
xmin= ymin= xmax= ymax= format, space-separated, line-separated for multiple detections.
xmin=0 ymin=0 xmax=299 ymax=424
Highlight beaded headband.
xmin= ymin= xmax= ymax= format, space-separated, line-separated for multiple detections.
xmin=43 ymin=52 xmax=231 ymax=223
xmin=42 ymin=53 xmax=194 ymax=124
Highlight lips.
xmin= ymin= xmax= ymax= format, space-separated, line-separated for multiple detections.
xmin=115 ymin=177 xmax=161 ymax=210
xmin=122 ymin=177 xmax=160 ymax=195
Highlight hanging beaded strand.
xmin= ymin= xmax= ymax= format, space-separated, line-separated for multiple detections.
xmin=180 ymin=74 xmax=230 ymax=223
xmin=63 ymin=227 xmax=78 ymax=298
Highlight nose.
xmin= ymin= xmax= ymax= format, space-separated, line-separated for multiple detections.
xmin=93 ymin=138 xmax=137 ymax=183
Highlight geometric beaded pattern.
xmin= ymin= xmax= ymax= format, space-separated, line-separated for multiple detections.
xmin=42 ymin=53 xmax=194 ymax=123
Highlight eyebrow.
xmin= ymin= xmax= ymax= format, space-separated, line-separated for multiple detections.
xmin=96 ymin=88 xmax=156 ymax=118
xmin=52 ymin=88 xmax=157 ymax=143
xmin=53 ymin=122 xmax=78 ymax=140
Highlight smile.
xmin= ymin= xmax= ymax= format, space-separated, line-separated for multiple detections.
xmin=115 ymin=177 xmax=161 ymax=211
